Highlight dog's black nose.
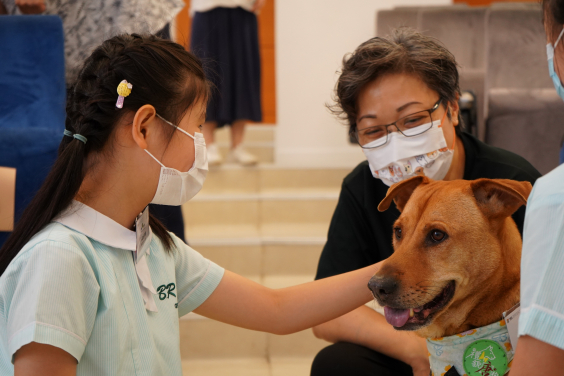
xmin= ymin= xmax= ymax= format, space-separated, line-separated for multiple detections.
xmin=368 ymin=276 xmax=399 ymax=299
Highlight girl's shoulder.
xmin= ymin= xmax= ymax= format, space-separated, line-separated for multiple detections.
xmin=8 ymin=222 xmax=91 ymax=270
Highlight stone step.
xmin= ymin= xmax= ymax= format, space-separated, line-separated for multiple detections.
xmin=182 ymin=194 xmax=339 ymax=236
xmin=181 ymin=357 xmax=315 ymax=376
xmin=180 ymin=275 xmax=327 ymax=361
xmin=215 ymin=124 xmax=275 ymax=144
xmin=211 ymin=125 xmax=275 ymax=164
xmin=216 ymin=144 xmax=275 ymax=164
xmin=180 ymin=317 xmax=326 ymax=361
xmin=192 ymin=241 xmax=324 ymax=278
xmin=202 ymin=165 xmax=351 ymax=195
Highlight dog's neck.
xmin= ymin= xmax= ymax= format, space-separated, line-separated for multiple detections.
xmin=428 ymin=218 xmax=522 ymax=338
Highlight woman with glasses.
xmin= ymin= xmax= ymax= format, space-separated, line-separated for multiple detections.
xmin=310 ymin=28 xmax=541 ymax=376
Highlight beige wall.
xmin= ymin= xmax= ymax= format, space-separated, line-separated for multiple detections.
xmin=274 ymin=0 xmax=450 ymax=168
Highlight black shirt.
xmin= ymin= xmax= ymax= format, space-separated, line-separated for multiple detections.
xmin=315 ymin=132 xmax=542 ymax=280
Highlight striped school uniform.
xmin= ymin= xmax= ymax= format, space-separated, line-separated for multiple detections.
xmin=0 ymin=201 xmax=224 ymax=375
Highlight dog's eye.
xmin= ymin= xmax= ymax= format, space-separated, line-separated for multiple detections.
xmin=430 ymin=230 xmax=446 ymax=243
xmin=394 ymin=227 xmax=402 ymax=240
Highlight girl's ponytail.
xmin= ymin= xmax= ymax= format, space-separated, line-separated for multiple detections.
xmin=0 ymin=139 xmax=86 ymax=275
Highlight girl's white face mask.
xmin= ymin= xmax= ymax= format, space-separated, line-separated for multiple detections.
xmin=145 ymin=114 xmax=208 ymax=206
xmin=363 ymin=111 xmax=454 ymax=186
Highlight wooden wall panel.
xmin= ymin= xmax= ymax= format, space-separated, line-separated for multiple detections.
xmin=257 ymin=0 xmax=276 ymax=124
xmin=174 ymin=0 xmax=276 ymax=124
xmin=454 ymin=0 xmax=535 ymax=5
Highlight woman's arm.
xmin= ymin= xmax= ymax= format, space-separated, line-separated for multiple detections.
xmin=15 ymin=342 xmax=76 ymax=376
xmin=313 ymin=306 xmax=430 ymax=376
xmin=509 ymin=335 xmax=564 ymax=375
xmin=194 ymin=263 xmax=380 ymax=335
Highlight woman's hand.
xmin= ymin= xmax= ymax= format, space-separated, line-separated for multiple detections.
xmin=407 ymin=337 xmax=430 ymax=376
xmin=251 ymin=0 xmax=266 ymax=14
xmin=15 ymin=0 xmax=45 ymax=14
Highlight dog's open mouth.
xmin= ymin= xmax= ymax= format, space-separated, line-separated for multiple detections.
xmin=383 ymin=281 xmax=455 ymax=330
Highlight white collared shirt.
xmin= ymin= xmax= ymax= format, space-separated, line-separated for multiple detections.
xmin=56 ymin=202 xmax=159 ymax=311
xmin=0 ymin=202 xmax=224 ymax=376
xmin=519 ymin=164 xmax=564 ymax=351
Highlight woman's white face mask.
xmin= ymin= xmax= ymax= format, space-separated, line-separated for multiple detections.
xmin=363 ymin=110 xmax=454 ymax=186
xmin=145 ymin=114 xmax=208 ymax=206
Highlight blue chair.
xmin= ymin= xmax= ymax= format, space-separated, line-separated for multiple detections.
xmin=0 ymin=15 xmax=66 ymax=247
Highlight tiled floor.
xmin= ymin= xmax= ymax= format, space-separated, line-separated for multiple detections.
xmin=181 ymin=357 xmax=313 ymax=376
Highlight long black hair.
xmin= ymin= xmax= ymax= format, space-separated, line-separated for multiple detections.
xmin=0 ymin=34 xmax=209 ymax=275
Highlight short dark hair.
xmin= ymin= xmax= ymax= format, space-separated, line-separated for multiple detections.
xmin=542 ymin=0 xmax=564 ymax=33
xmin=330 ymin=28 xmax=461 ymax=135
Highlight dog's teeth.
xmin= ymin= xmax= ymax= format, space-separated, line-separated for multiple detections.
xmin=409 ymin=308 xmax=414 ymax=318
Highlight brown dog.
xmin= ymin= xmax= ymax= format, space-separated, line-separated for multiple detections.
xmin=368 ymin=176 xmax=532 ymax=339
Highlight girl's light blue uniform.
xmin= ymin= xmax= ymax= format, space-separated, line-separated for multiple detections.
xmin=519 ymin=164 xmax=564 ymax=350
xmin=0 ymin=202 xmax=224 ymax=375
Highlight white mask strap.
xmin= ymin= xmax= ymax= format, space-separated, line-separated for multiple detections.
xmin=145 ymin=149 xmax=166 ymax=168
xmin=555 ymin=25 xmax=564 ymax=49
xmin=156 ymin=113 xmax=195 ymax=140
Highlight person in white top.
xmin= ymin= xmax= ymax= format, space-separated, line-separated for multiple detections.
xmin=511 ymin=0 xmax=564 ymax=373
xmin=190 ymin=0 xmax=266 ymax=166
xmin=0 ymin=34 xmax=381 ymax=376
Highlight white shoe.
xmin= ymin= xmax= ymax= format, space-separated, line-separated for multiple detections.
xmin=226 ymin=145 xmax=258 ymax=166
xmin=207 ymin=143 xmax=223 ymax=166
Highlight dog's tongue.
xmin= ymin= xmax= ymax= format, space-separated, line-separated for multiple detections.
xmin=384 ymin=306 xmax=410 ymax=327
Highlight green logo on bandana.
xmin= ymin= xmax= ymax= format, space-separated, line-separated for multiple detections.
xmin=463 ymin=339 xmax=508 ymax=376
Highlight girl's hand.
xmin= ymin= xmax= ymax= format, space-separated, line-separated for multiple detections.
xmin=15 ymin=0 xmax=45 ymax=14
xmin=251 ymin=0 xmax=266 ymax=14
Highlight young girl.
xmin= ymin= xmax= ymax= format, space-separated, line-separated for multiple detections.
xmin=0 ymin=34 xmax=379 ymax=376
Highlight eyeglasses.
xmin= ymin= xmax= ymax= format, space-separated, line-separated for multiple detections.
xmin=353 ymin=98 xmax=443 ymax=149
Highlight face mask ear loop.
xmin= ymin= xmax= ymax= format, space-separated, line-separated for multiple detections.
xmin=439 ymin=107 xmax=455 ymax=151
xmin=555 ymin=25 xmax=564 ymax=50
xmin=156 ymin=113 xmax=196 ymax=140
xmin=145 ymin=149 xmax=166 ymax=168
xmin=174 ymin=126 xmax=196 ymax=140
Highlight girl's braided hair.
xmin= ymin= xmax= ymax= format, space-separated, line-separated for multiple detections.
xmin=0 ymin=34 xmax=209 ymax=275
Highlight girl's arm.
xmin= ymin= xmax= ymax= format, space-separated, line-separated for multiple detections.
xmin=194 ymin=263 xmax=381 ymax=335
xmin=15 ymin=342 xmax=77 ymax=376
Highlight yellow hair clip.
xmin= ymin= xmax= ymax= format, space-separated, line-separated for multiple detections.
xmin=116 ymin=80 xmax=133 ymax=109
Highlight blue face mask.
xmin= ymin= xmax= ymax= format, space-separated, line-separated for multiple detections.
xmin=547 ymin=26 xmax=564 ymax=101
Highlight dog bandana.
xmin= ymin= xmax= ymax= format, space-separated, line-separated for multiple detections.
xmin=427 ymin=320 xmax=514 ymax=376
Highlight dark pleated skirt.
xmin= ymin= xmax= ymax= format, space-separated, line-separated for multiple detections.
xmin=191 ymin=7 xmax=262 ymax=127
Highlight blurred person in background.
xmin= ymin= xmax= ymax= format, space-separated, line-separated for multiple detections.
xmin=310 ymin=28 xmax=540 ymax=376
xmin=0 ymin=0 xmax=188 ymax=242
xmin=511 ymin=0 xmax=564 ymax=373
xmin=190 ymin=0 xmax=265 ymax=166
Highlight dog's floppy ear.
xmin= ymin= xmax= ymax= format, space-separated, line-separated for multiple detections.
xmin=378 ymin=176 xmax=430 ymax=212
xmin=470 ymin=179 xmax=533 ymax=218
